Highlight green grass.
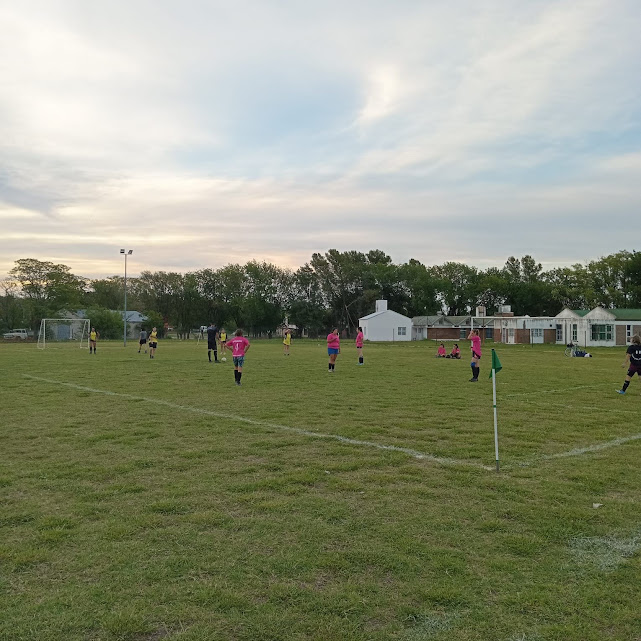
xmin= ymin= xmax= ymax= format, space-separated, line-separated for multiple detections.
xmin=1 ymin=339 xmax=640 ymax=641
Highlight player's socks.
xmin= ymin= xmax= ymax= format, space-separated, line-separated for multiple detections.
xmin=328 ymin=363 xmax=332 ymax=371
xmin=208 ymin=350 xmax=211 ymax=362
xmin=214 ymin=349 xmax=218 ymax=362
xmin=359 ymin=356 xmax=364 ymax=365
xmin=622 ymin=380 xmax=630 ymax=392
xmin=238 ymin=372 xmax=242 ymax=383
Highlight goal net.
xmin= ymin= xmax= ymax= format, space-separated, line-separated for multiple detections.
xmin=37 ymin=319 xmax=90 ymax=349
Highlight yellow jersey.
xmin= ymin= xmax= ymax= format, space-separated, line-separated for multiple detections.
xmin=90 ymin=331 xmax=97 ymax=341
xmin=283 ymin=333 xmax=291 ymax=346
xmin=220 ymin=332 xmax=227 ymax=341
xmin=149 ymin=331 xmax=158 ymax=343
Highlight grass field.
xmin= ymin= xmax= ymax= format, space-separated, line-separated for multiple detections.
xmin=1 ymin=338 xmax=640 ymax=641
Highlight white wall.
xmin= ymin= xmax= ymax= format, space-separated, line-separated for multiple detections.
xmin=361 ymin=310 xmax=412 ymax=342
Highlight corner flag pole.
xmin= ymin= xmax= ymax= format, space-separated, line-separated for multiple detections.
xmin=490 ymin=348 xmax=502 ymax=473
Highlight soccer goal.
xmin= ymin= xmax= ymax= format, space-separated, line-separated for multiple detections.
xmin=37 ymin=319 xmax=91 ymax=349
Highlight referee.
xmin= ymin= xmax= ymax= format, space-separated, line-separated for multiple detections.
xmin=207 ymin=322 xmax=219 ymax=363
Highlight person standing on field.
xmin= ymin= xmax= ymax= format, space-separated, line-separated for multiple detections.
xmin=207 ymin=322 xmax=219 ymax=363
xmin=149 ymin=327 xmax=158 ymax=359
xmin=219 ymin=328 xmax=227 ymax=356
xmin=617 ymin=334 xmax=641 ymax=394
xmin=468 ymin=329 xmax=482 ymax=382
xmin=327 ymin=328 xmax=340 ymax=372
xmin=227 ymin=329 xmax=250 ymax=386
xmin=138 ymin=328 xmax=148 ymax=354
xmin=356 ymin=326 xmax=364 ymax=365
xmin=283 ymin=329 xmax=292 ymax=355
xmin=89 ymin=327 xmax=99 ymax=354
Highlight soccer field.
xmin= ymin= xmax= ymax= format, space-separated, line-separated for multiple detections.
xmin=1 ymin=339 xmax=640 ymax=641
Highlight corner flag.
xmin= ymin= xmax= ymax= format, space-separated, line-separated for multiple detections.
xmin=490 ymin=348 xmax=502 ymax=472
xmin=489 ymin=349 xmax=502 ymax=377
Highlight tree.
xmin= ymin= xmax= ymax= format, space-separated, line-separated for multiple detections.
xmin=89 ymin=277 xmax=125 ymax=310
xmin=84 ymin=307 xmax=123 ymax=340
xmin=9 ymin=258 xmax=86 ymax=327
xmin=430 ymin=262 xmax=479 ymax=316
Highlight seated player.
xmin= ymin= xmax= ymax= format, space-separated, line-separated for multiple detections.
xmin=446 ymin=344 xmax=461 ymax=359
xmin=437 ymin=343 xmax=446 ymax=357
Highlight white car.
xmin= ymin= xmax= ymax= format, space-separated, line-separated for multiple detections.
xmin=3 ymin=328 xmax=30 ymax=340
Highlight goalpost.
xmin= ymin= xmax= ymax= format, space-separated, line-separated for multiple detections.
xmin=37 ymin=319 xmax=91 ymax=349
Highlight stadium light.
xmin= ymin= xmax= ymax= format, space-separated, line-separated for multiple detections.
xmin=120 ymin=249 xmax=133 ymax=346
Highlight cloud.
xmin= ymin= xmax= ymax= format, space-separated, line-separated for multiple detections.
xmin=0 ymin=0 xmax=640 ymax=278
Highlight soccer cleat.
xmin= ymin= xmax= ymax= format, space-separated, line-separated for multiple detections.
xmin=616 ymin=389 xmax=626 ymax=394
xmin=469 ymin=377 xmax=478 ymax=382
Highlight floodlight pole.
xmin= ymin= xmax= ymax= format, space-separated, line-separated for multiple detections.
xmin=120 ymin=249 xmax=133 ymax=347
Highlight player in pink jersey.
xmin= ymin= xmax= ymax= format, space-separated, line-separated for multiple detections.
xmin=437 ymin=343 xmax=446 ymax=358
xmin=327 ymin=328 xmax=340 ymax=372
xmin=468 ymin=329 xmax=482 ymax=381
xmin=227 ymin=328 xmax=251 ymax=386
xmin=355 ymin=326 xmax=364 ymax=366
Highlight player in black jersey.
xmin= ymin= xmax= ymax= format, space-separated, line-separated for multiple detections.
xmin=617 ymin=334 xmax=641 ymax=394
xmin=207 ymin=322 xmax=219 ymax=363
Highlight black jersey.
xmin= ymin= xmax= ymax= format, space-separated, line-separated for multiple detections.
xmin=627 ymin=343 xmax=641 ymax=365
xmin=207 ymin=326 xmax=218 ymax=343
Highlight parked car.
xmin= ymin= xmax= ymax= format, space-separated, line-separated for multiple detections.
xmin=3 ymin=328 xmax=31 ymax=340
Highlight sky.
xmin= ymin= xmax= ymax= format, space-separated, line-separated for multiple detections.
xmin=1 ymin=0 xmax=640 ymax=280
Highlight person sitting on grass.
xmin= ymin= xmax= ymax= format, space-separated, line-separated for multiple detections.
xmin=437 ymin=343 xmax=446 ymax=358
xmin=617 ymin=334 xmax=641 ymax=394
xmin=446 ymin=344 xmax=461 ymax=359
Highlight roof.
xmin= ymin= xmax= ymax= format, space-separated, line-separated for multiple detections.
xmin=571 ymin=309 xmax=590 ymax=317
xmin=610 ymin=309 xmax=641 ymax=320
xmin=360 ymin=310 xmax=386 ymax=321
xmin=360 ymin=309 xmax=411 ymax=322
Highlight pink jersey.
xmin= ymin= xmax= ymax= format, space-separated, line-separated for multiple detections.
xmin=438 ymin=346 xmax=446 ymax=356
xmin=227 ymin=336 xmax=250 ymax=357
xmin=471 ymin=335 xmax=481 ymax=356
xmin=355 ymin=331 xmax=363 ymax=348
xmin=327 ymin=333 xmax=340 ymax=349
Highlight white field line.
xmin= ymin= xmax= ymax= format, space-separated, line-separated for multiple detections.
xmin=510 ymin=432 xmax=641 ymax=469
xmin=23 ymin=375 xmax=493 ymax=471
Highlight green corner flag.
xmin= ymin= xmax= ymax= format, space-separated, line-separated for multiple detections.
xmin=489 ymin=349 xmax=502 ymax=377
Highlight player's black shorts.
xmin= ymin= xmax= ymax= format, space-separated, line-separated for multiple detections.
xmin=139 ymin=339 xmax=147 ymax=345
xmin=628 ymin=363 xmax=640 ymax=377
xmin=149 ymin=342 xmax=157 ymax=348
xmin=472 ymin=351 xmax=481 ymax=359
xmin=208 ymin=342 xmax=217 ymax=350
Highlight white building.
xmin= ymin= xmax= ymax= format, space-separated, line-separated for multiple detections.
xmin=359 ymin=300 xmax=412 ymax=342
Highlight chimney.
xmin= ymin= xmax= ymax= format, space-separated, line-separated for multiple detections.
xmin=375 ymin=300 xmax=388 ymax=312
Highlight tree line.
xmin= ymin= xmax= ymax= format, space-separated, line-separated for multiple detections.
xmin=2 ymin=250 xmax=640 ymax=339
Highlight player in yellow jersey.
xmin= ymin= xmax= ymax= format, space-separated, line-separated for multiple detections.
xmin=89 ymin=327 xmax=99 ymax=354
xmin=149 ymin=327 xmax=158 ymax=359
xmin=219 ymin=328 xmax=227 ymax=356
xmin=283 ymin=329 xmax=292 ymax=355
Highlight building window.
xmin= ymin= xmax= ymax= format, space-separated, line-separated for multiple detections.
xmin=532 ymin=328 xmax=543 ymax=338
xmin=485 ymin=328 xmax=493 ymax=339
xmin=627 ymin=325 xmax=632 ymax=343
xmin=572 ymin=324 xmax=578 ymax=342
xmin=556 ymin=324 xmax=563 ymax=341
xmin=460 ymin=328 xmax=467 ymax=339
xmin=591 ymin=324 xmax=613 ymax=341
xmin=508 ymin=328 xmax=515 ymax=337
xmin=397 ymin=327 xmax=407 ymax=336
